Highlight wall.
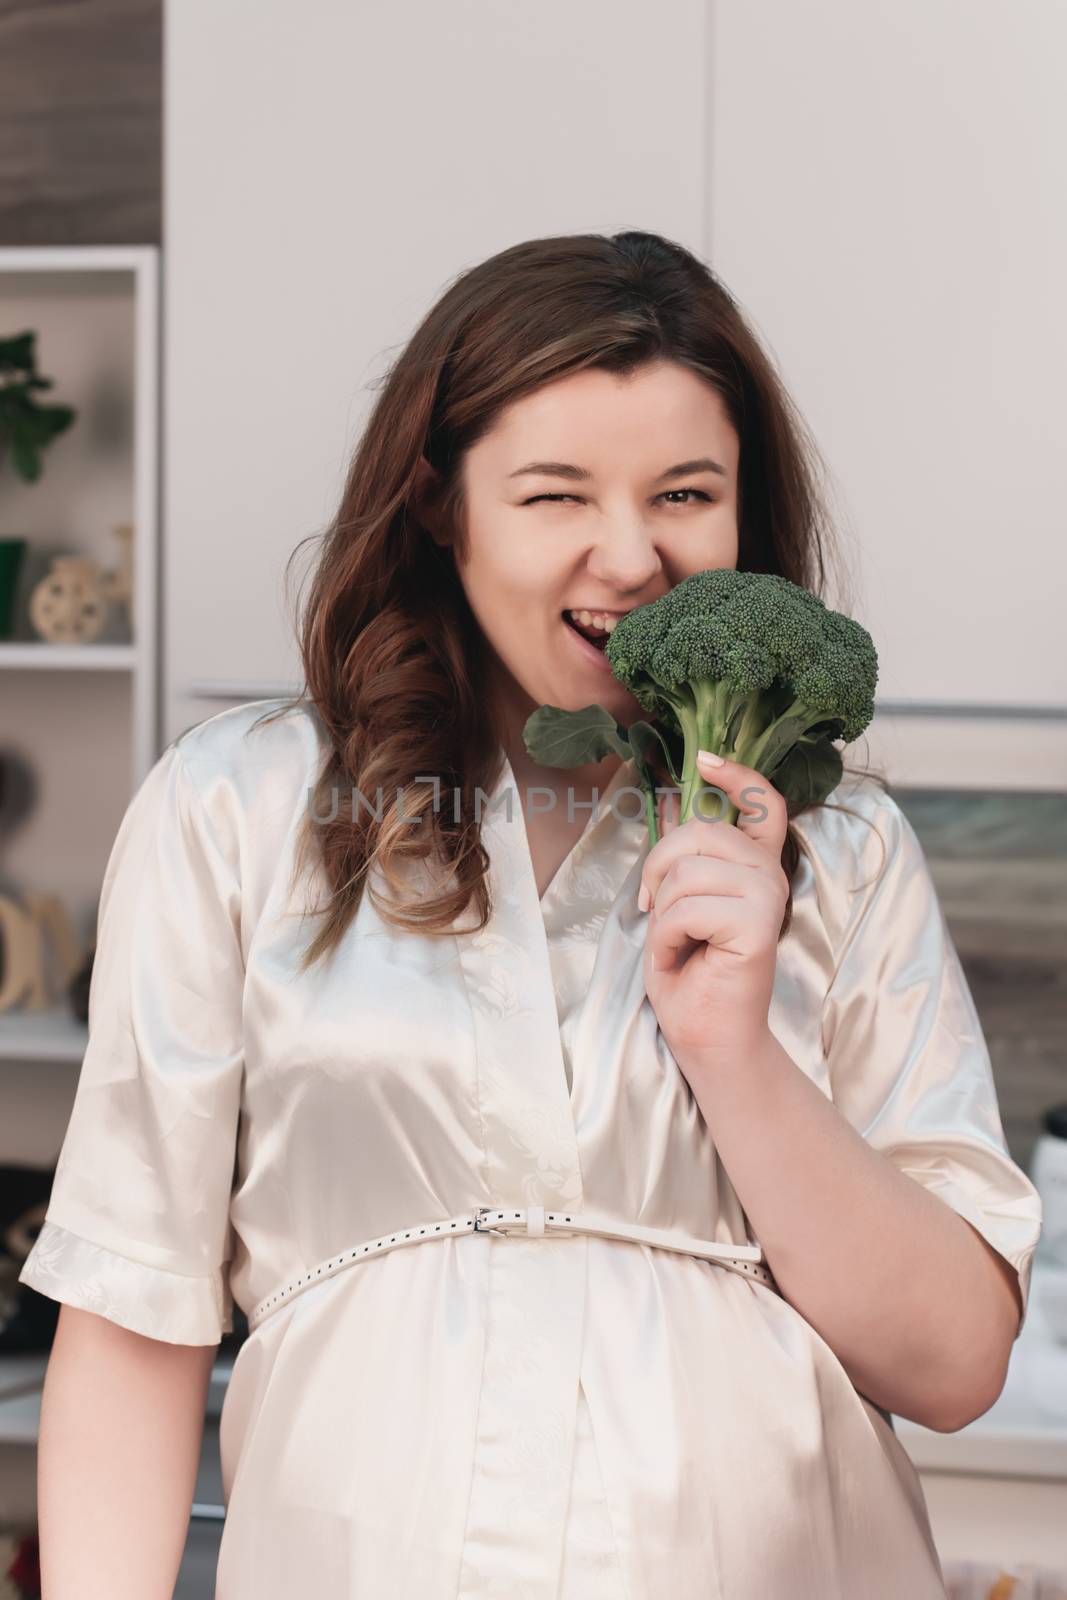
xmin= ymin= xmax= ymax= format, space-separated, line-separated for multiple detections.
xmin=163 ymin=0 xmax=1066 ymax=788
xmin=162 ymin=0 xmax=712 ymax=743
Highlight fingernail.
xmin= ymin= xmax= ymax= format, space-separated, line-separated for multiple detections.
xmin=637 ymin=881 xmax=650 ymax=913
xmin=697 ymin=748 xmax=725 ymax=767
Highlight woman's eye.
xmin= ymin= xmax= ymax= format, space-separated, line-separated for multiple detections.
xmin=522 ymin=489 xmax=713 ymax=507
xmin=660 ymin=489 xmax=713 ymax=506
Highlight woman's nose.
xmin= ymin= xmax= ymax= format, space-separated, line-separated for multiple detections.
xmin=584 ymin=521 xmax=664 ymax=590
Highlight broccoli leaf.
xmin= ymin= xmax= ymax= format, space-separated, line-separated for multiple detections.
xmin=522 ymin=703 xmax=631 ymax=768
xmin=770 ymin=735 xmax=843 ymax=810
xmin=626 ymin=719 xmax=681 ymax=846
xmin=522 ymin=705 xmax=680 ymax=846
xmin=628 ymin=719 xmax=681 ymax=784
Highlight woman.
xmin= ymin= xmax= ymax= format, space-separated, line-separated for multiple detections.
xmin=23 ymin=231 xmax=1041 ymax=1598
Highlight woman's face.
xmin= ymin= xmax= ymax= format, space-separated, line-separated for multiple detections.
xmin=424 ymin=358 xmax=740 ymax=751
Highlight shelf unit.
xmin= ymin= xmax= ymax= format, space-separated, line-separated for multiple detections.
xmin=0 ymin=246 xmax=160 ymax=1082
xmin=0 ymin=245 xmax=160 ymax=784
xmin=0 ymin=243 xmax=164 ymax=1528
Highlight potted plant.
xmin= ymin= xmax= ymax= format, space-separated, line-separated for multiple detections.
xmin=0 ymin=331 xmax=76 ymax=483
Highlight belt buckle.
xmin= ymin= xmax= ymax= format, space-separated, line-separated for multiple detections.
xmin=473 ymin=1206 xmax=512 ymax=1235
xmin=474 ymin=1205 xmax=575 ymax=1239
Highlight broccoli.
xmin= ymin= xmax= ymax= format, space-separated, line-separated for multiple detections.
xmin=523 ymin=568 xmax=878 ymax=842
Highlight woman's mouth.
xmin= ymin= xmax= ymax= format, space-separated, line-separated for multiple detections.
xmin=561 ymin=609 xmax=616 ymax=669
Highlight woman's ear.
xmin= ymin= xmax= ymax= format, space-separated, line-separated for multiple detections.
xmin=413 ymin=454 xmax=449 ymax=548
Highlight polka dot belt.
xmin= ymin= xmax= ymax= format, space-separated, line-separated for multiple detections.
xmin=246 ymin=1205 xmax=780 ymax=1331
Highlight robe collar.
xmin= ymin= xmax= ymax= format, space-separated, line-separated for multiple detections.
xmin=486 ymin=743 xmax=648 ymax=917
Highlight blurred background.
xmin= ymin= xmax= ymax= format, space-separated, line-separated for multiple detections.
xmin=0 ymin=1 xmax=1064 ymax=1595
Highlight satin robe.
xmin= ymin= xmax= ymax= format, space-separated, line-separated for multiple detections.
xmin=20 ymin=697 xmax=1043 ymax=1599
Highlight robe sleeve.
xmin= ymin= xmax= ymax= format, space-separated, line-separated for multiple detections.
xmin=818 ymin=783 xmax=1043 ymax=1340
xmin=18 ymin=740 xmax=245 ymax=1346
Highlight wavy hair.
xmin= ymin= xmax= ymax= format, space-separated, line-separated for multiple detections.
xmin=254 ymin=230 xmax=885 ymax=972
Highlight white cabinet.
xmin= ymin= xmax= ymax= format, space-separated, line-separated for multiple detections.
xmin=710 ymin=0 xmax=1067 ymax=788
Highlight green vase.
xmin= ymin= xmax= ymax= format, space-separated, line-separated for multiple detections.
xmin=0 ymin=540 xmax=27 ymax=640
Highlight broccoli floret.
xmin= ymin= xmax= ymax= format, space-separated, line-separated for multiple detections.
xmin=603 ymin=569 xmax=878 ymax=831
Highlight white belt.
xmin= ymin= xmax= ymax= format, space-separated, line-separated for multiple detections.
xmin=247 ymin=1205 xmax=780 ymax=1332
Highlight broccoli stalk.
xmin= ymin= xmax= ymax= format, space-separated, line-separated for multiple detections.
xmin=650 ymin=676 xmax=855 ymax=828
xmin=524 ymin=569 xmax=878 ymax=843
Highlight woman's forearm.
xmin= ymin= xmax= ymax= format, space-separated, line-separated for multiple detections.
xmin=36 ymin=1304 xmax=216 ymax=1599
xmin=680 ymin=1027 xmax=1022 ymax=1432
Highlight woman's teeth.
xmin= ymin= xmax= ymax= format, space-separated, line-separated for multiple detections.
xmin=565 ymin=609 xmax=621 ymax=635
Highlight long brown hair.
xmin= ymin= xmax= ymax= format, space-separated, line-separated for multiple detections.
xmin=254 ymin=231 xmax=885 ymax=972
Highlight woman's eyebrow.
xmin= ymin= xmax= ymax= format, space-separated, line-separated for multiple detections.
xmin=507 ymin=456 xmax=727 ymax=481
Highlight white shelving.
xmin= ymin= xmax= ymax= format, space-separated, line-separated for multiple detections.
xmin=0 ymin=244 xmax=160 ymax=784
xmin=0 ymin=247 xmax=161 ymax=1167
xmin=0 ymin=641 xmax=137 ymax=672
xmin=0 ymin=1007 xmax=88 ymax=1064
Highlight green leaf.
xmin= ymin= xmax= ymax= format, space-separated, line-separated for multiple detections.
xmin=625 ymin=721 xmax=671 ymax=846
xmin=10 ymin=431 xmax=41 ymax=482
xmin=626 ymin=720 xmax=675 ymax=783
xmin=636 ymin=719 xmax=687 ymax=787
xmin=722 ymin=698 xmax=750 ymax=752
xmin=770 ymin=735 xmax=843 ymax=810
xmin=746 ymin=711 xmax=814 ymax=776
xmin=522 ymin=703 xmax=631 ymax=768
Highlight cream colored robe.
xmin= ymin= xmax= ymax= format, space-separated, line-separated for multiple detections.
xmin=20 ymin=698 xmax=1042 ymax=1599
